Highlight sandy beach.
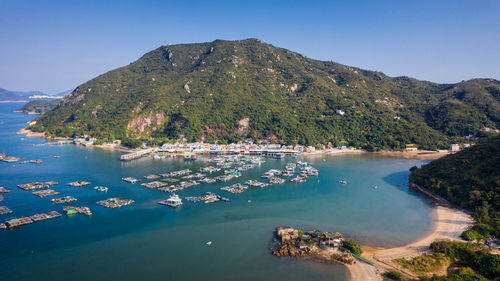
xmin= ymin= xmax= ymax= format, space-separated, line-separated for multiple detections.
xmin=358 ymin=206 xmax=473 ymax=279
xmin=347 ymin=260 xmax=383 ymax=281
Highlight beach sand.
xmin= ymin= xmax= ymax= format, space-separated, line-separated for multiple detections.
xmin=357 ymin=206 xmax=473 ymax=279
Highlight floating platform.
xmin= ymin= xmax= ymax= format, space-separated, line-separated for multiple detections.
xmin=96 ymin=198 xmax=134 ymax=208
xmin=0 ymin=206 xmax=13 ymax=215
xmin=67 ymin=181 xmax=91 ymax=187
xmin=32 ymin=189 xmax=60 ymax=198
xmin=51 ymin=196 xmax=77 ymax=205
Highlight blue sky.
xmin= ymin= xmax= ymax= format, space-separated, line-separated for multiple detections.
xmin=0 ymin=0 xmax=499 ymax=93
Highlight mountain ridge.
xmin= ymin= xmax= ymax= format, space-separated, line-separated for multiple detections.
xmin=30 ymin=39 xmax=500 ymax=150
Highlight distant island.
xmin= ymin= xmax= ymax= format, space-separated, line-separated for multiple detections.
xmin=16 ymin=100 xmax=61 ymax=115
xmin=0 ymin=88 xmax=69 ymax=103
xmin=25 ymin=39 xmax=499 ymax=151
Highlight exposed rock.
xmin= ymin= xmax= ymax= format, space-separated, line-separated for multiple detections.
xmin=127 ymin=113 xmax=164 ymax=137
xmin=184 ymin=83 xmax=191 ymax=93
xmin=237 ymin=117 xmax=250 ymax=136
xmin=271 ymin=226 xmax=353 ymax=265
xmin=63 ymin=93 xmax=85 ymax=105
xmin=91 ymin=105 xmax=102 ymax=119
xmin=290 ymin=83 xmax=298 ymax=92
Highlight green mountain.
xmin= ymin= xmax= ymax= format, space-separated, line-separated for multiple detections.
xmin=18 ymin=99 xmax=61 ymax=114
xmin=409 ymin=135 xmax=500 ymax=236
xmin=30 ymin=39 xmax=500 ymax=150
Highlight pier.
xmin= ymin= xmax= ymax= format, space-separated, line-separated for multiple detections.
xmin=120 ymin=148 xmax=155 ymax=161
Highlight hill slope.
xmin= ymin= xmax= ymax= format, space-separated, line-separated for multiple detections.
xmin=409 ymin=135 xmax=500 ymax=235
xmin=30 ymin=39 xmax=500 ymax=150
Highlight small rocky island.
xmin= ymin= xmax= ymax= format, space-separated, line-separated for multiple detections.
xmin=271 ymin=226 xmax=355 ymax=264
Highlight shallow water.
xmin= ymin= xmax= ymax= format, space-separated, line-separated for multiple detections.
xmin=0 ymin=103 xmax=432 ymax=281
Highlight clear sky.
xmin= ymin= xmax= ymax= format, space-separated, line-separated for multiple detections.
xmin=1 ymin=0 xmax=499 ymax=93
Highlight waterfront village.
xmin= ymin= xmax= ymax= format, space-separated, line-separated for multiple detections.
xmin=0 ymin=154 xmax=323 ymax=231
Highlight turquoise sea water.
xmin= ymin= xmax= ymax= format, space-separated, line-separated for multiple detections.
xmin=0 ymin=103 xmax=433 ymax=281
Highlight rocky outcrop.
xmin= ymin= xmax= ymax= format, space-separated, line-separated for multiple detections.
xmin=127 ymin=113 xmax=164 ymax=137
xmin=237 ymin=117 xmax=250 ymax=136
xmin=271 ymin=226 xmax=354 ymax=265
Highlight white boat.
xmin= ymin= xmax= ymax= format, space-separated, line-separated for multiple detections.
xmin=158 ymin=194 xmax=183 ymax=207
xmin=206 ymin=241 xmax=212 ymax=246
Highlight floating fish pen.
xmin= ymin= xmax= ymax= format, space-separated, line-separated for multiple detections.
xmin=198 ymin=177 xmax=216 ymax=184
xmin=94 ymin=186 xmax=108 ymax=192
xmin=199 ymin=166 xmax=221 ymax=174
xmin=144 ymin=174 xmax=159 ymax=180
xmin=161 ymin=178 xmax=179 ymax=183
xmin=186 ymin=192 xmax=230 ymax=204
xmin=269 ymin=177 xmax=286 ymax=185
xmin=33 ymin=189 xmax=60 ymax=198
xmin=0 ymin=206 xmax=13 ymax=215
xmin=64 ymin=206 xmax=92 ymax=216
xmin=5 ymin=216 xmax=33 ymax=229
xmin=122 ymin=177 xmax=139 ymax=183
xmin=220 ymin=183 xmax=248 ymax=194
xmin=0 ymin=187 xmax=10 ymax=193
xmin=30 ymin=211 xmax=62 ymax=221
xmin=245 ymin=180 xmax=270 ymax=188
xmin=67 ymin=181 xmax=91 ymax=187
xmin=160 ymin=169 xmax=192 ymax=178
xmin=141 ymin=181 xmax=168 ymax=189
xmin=17 ymin=182 xmax=50 ymax=191
xmin=96 ymin=198 xmax=134 ymax=208
xmin=20 ymin=159 xmax=43 ymax=164
xmin=158 ymin=185 xmax=184 ymax=193
xmin=51 ymin=196 xmax=77 ymax=205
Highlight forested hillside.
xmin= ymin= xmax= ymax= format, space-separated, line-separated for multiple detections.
xmin=29 ymin=39 xmax=500 ymax=150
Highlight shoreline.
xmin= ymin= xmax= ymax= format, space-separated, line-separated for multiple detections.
xmin=356 ymin=205 xmax=473 ymax=280
xmin=16 ymin=128 xmax=450 ymax=159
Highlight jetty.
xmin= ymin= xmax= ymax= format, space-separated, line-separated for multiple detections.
xmin=120 ymin=148 xmax=155 ymax=161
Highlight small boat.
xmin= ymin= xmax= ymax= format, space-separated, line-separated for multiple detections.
xmin=274 ymin=153 xmax=285 ymax=159
xmin=373 ymin=185 xmax=378 ymax=189
xmin=158 ymin=194 xmax=183 ymax=207
xmin=206 ymin=241 xmax=212 ymax=246
xmin=184 ymin=152 xmax=198 ymax=161
xmin=339 ymin=180 xmax=347 ymax=184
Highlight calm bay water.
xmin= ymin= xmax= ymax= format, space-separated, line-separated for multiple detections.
xmin=0 ymin=103 xmax=433 ymax=281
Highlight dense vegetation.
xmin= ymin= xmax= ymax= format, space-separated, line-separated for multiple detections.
xmin=396 ymin=241 xmax=498 ymax=281
xmin=18 ymin=99 xmax=60 ymax=114
xmin=427 ymin=241 xmax=499 ymax=281
xmin=342 ymin=238 xmax=362 ymax=255
xmin=30 ymin=39 xmax=500 ymax=150
xmin=409 ymin=135 xmax=500 ymax=237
